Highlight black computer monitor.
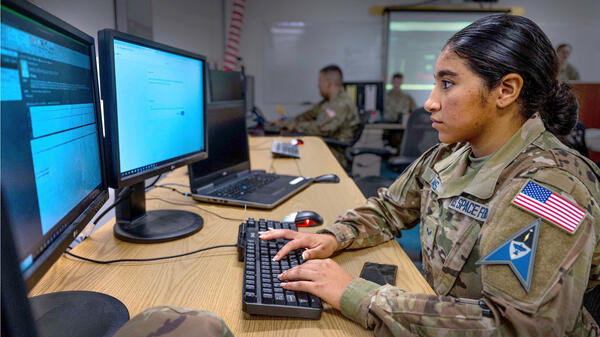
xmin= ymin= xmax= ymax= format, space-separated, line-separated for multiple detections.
xmin=209 ymin=69 xmax=243 ymax=102
xmin=1 ymin=1 xmax=128 ymax=336
xmin=343 ymin=81 xmax=384 ymax=115
xmin=98 ymin=29 xmax=208 ymax=243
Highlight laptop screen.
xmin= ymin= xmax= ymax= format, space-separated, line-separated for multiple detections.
xmin=189 ymin=100 xmax=250 ymax=187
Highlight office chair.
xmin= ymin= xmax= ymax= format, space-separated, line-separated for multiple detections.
xmin=387 ymin=107 xmax=438 ymax=173
xmin=583 ymin=286 xmax=600 ymax=327
xmin=322 ymin=109 xmax=372 ymax=172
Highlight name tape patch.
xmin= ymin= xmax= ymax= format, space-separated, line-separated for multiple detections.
xmin=449 ymin=196 xmax=489 ymax=221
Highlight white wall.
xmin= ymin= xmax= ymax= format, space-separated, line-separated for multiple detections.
xmin=151 ymin=0 xmax=224 ymax=67
xmin=32 ymin=0 xmax=115 ymax=38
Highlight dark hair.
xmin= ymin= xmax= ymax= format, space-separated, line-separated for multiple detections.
xmin=392 ymin=73 xmax=404 ymax=80
xmin=556 ymin=43 xmax=572 ymax=51
xmin=320 ymin=64 xmax=343 ymax=85
xmin=445 ymin=14 xmax=578 ymax=135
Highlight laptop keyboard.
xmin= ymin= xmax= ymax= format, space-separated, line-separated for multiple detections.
xmin=238 ymin=218 xmax=322 ymax=319
xmin=209 ymin=173 xmax=277 ymax=199
xmin=271 ymin=141 xmax=300 ymax=158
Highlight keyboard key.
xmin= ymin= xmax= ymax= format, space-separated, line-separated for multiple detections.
xmin=262 ymin=293 xmax=274 ymax=304
xmin=297 ymin=293 xmax=309 ymax=307
xmin=245 ymin=292 xmax=256 ymax=303
xmin=275 ymin=293 xmax=285 ymax=304
xmin=285 ymin=294 xmax=297 ymax=306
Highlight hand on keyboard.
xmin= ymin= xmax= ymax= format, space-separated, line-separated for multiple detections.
xmin=278 ymin=258 xmax=354 ymax=310
xmin=258 ymin=229 xmax=337 ymax=261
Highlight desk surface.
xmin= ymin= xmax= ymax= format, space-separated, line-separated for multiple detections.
xmin=31 ymin=136 xmax=433 ymax=336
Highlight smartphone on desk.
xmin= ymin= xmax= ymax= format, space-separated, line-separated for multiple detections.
xmin=359 ymin=262 xmax=398 ymax=286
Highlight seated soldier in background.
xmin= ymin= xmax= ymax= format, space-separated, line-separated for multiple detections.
xmin=383 ymin=73 xmax=416 ymax=123
xmin=383 ymin=73 xmax=417 ymax=150
xmin=273 ymin=64 xmax=359 ymax=168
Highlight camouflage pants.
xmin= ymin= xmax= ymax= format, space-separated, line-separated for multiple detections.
xmin=113 ymin=306 xmax=234 ymax=337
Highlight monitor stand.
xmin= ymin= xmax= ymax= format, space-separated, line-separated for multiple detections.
xmin=30 ymin=291 xmax=129 ymax=337
xmin=113 ymin=180 xmax=203 ymax=243
xmin=114 ymin=181 xmax=204 ymax=243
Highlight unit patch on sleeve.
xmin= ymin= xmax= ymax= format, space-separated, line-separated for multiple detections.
xmin=448 ymin=196 xmax=489 ymax=221
xmin=477 ymin=218 xmax=541 ymax=292
xmin=512 ymin=180 xmax=586 ymax=234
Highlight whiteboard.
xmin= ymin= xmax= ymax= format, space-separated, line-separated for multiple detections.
xmin=262 ymin=20 xmax=382 ymax=105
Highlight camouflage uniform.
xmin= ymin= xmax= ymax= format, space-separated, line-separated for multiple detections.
xmin=282 ymin=90 xmax=359 ymax=167
xmin=383 ymin=89 xmax=417 ymax=122
xmin=113 ymin=306 xmax=234 ymax=337
xmin=319 ymin=113 xmax=600 ymax=336
xmin=558 ymin=62 xmax=580 ymax=81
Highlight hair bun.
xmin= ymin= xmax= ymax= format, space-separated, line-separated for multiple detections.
xmin=541 ymin=81 xmax=578 ymax=136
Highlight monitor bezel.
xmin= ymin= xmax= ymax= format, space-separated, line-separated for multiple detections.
xmin=1 ymin=0 xmax=109 ymax=291
xmin=98 ymin=29 xmax=209 ymax=189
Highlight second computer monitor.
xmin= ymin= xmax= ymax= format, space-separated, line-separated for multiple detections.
xmin=98 ymin=29 xmax=208 ymax=243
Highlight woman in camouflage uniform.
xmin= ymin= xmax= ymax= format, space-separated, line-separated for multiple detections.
xmin=261 ymin=14 xmax=600 ymax=337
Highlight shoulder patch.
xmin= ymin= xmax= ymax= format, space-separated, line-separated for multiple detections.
xmin=511 ymin=180 xmax=586 ymax=234
xmin=477 ymin=218 xmax=541 ymax=292
xmin=326 ymin=108 xmax=335 ymax=118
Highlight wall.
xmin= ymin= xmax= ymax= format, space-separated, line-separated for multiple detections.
xmin=151 ymin=0 xmax=224 ymax=67
xmin=32 ymin=0 xmax=115 ymax=39
xmin=233 ymin=0 xmax=600 ymax=116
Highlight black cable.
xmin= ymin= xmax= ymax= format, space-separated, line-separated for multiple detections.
xmin=293 ymin=158 xmax=304 ymax=177
xmin=145 ymin=174 xmax=162 ymax=190
xmin=65 ymin=244 xmax=237 ymax=264
xmin=147 ymin=196 xmax=245 ymax=222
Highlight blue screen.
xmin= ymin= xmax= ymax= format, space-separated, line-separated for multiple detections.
xmin=1 ymin=5 xmax=102 ymax=267
xmin=112 ymin=39 xmax=205 ymax=176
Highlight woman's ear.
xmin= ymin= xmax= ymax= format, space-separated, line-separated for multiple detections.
xmin=495 ymin=73 xmax=523 ymax=108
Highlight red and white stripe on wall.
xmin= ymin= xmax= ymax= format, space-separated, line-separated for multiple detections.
xmin=223 ymin=0 xmax=246 ymax=70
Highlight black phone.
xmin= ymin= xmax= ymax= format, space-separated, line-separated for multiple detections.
xmin=359 ymin=262 xmax=398 ymax=286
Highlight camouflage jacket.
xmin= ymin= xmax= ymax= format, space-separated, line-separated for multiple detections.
xmin=558 ymin=62 xmax=580 ymax=81
xmin=320 ymin=114 xmax=600 ymax=336
xmin=283 ymin=90 xmax=359 ymax=166
xmin=113 ymin=306 xmax=234 ymax=337
xmin=383 ymin=89 xmax=417 ymax=122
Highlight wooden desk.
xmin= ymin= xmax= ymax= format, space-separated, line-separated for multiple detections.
xmin=31 ymin=137 xmax=433 ymax=336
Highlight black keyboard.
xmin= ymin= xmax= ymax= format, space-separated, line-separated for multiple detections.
xmin=237 ymin=218 xmax=322 ymax=319
xmin=271 ymin=141 xmax=300 ymax=158
xmin=210 ymin=174 xmax=277 ymax=199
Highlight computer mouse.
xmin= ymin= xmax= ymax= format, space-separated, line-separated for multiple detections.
xmin=313 ymin=173 xmax=340 ymax=184
xmin=290 ymin=138 xmax=304 ymax=146
xmin=282 ymin=211 xmax=324 ymax=227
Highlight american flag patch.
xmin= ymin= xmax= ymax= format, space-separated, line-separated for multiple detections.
xmin=512 ymin=180 xmax=586 ymax=234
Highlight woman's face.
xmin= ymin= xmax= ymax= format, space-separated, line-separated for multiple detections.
xmin=424 ymin=48 xmax=498 ymax=146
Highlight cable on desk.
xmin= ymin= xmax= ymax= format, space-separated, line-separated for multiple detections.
xmin=65 ymin=244 xmax=237 ymax=264
xmin=293 ymin=158 xmax=304 ymax=177
xmin=147 ymin=195 xmax=245 ymax=222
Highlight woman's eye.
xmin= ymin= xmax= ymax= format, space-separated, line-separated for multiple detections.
xmin=442 ymin=80 xmax=453 ymax=89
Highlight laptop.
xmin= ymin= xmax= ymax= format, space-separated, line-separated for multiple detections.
xmin=189 ymin=100 xmax=312 ymax=208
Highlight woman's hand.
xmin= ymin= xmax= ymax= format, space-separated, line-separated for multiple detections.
xmin=258 ymin=229 xmax=338 ymax=261
xmin=278 ymin=258 xmax=354 ymax=310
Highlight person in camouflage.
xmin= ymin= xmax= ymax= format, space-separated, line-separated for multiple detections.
xmin=556 ymin=43 xmax=580 ymax=81
xmin=383 ymin=73 xmax=416 ymax=123
xmin=113 ymin=306 xmax=234 ymax=337
xmin=275 ymin=64 xmax=360 ymax=168
xmin=260 ymin=15 xmax=600 ymax=337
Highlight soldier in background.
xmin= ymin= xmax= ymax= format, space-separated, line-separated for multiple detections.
xmin=557 ymin=43 xmax=580 ymax=81
xmin=383 ymin=73 xmax=417 ymax=150
xmin=261 ymin=14 xmax=600 ymax=336
xmin=272 ymin=64 xmax=360 ymax=168
xmin=383 ymin=73 xmax=416 ymax=123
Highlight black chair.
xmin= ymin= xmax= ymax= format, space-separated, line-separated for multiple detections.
xmin=558 ymin=121 xmax=589 ymax=158
xmin=322 ymin=109 xmax=372 ymax=172
xmin=387 ymin=107 xmax=439 ymax=173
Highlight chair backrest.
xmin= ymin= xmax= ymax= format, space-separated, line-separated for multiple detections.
xmin=559 ymin=121 xmax=589 ymax=158
xmin=349 ymin=109 xmax=371 ymax=147
xmin=399 ymin=107 xmax=439 ymax=157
